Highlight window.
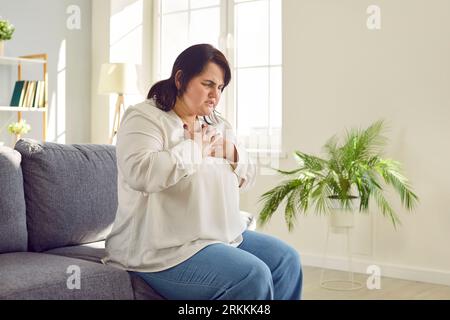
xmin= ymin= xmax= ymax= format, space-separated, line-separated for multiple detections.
xmin=154 ymin=0 xmax=282 ymax=154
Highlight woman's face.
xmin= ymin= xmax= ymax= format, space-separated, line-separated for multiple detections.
xmin=179 ymin=62 xmax=225 ymax=117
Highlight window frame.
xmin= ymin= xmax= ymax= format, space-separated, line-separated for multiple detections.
xmin=152 ymin=0 xmax=285 ymax=157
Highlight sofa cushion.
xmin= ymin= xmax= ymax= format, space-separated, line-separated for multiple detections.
xmin=14 ymin=139 xmax=118 ymax=252
xmin=0 ymin=146 xmax=28 ymax=253
xmin=45 ymin=240 xmax=107 ymax=263
xmin=0 ymin=252 xmax=134 ymax=299
xmin=45 ymin=241 xmax=166 ymax=300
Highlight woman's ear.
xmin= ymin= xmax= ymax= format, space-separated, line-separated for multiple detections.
xmin=175 ymin=70 xmax=183 ymax=91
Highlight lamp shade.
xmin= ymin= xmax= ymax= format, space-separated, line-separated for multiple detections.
xmin=98 ymin=63 xmax=139 ymax=95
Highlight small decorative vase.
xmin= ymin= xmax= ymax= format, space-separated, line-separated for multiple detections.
xmin=0 ymin=41 xmax=4 ymax=56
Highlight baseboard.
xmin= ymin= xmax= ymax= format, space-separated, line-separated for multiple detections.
xmin=301 ymin=252 xmax=450 ymax=287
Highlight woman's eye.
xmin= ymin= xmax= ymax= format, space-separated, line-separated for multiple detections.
xmin=203 ymin=82 xmax=223 ymax=91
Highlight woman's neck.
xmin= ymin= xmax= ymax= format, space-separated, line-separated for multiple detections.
xmin=173 ymin=97 xmax=198 ymax=128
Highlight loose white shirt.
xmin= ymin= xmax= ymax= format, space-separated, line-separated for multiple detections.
xmin=103 ymin=99 xmax=256 ymax=272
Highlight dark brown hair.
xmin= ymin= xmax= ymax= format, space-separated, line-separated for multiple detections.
xmin=148 ymin=44 xmax=231 ymax=116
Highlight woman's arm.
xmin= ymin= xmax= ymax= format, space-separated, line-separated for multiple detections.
xmin=116 ymin=111 xmax=202 ymax=193
xmin=222 ymin=142 xmax=245 ymax=186
xmin=218 ymin=120 xmax=257 ymax=192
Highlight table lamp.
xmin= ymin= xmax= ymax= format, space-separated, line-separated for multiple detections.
xmin=98 ymin=63 xmax=138 ymax=144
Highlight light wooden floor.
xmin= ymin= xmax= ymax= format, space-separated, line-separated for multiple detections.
xmin=302 ymin=266 xmax=450 ymax=300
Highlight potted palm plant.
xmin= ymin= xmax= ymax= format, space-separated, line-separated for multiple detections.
xmin=258 ymin=120 xmax=418 ymax=231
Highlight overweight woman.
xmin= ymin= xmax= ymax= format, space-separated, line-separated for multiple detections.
xmin=103 ymin=44 xmax=302 ymax=300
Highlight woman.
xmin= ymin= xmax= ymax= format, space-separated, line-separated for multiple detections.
xmin=104 ymin=44 xmax=302 ymax=300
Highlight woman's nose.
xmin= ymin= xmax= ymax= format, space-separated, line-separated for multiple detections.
xmin=209 ymin=88 xmax=220 ymax=98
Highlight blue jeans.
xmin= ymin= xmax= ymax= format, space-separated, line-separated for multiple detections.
xmin=133 ymin=230 xmax=302 ymax=300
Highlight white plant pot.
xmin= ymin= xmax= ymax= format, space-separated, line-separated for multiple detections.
xmin=0 ymin=41 xmax=4 ymax=56
xmin=328 ymin=198 xmax=357 ymax=233
xmin=320 ymin=197 xmax=363 ymax=291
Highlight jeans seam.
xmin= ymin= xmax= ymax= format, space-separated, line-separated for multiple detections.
xmin=140 ymin=272 xmax=226 ymax=291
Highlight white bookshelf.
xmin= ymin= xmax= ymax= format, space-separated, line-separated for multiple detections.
xmin=0 ymin=54 xmax=48 ymax=140
xmin=0 ymin=56 xmax=47 ymax=66
xmin=0 ymin=106 xmax=47 ymax=112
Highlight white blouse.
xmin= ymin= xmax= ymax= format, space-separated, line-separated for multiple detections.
xmin=103 ymin=99 xmax=257 ymax=272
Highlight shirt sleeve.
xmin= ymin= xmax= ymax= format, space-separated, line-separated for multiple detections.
xmin=232 ymin=142 xmax=257 ymax=192
xmin=219 ymin=118 xmax=257 ymax=192
xmin=116 ymin=110 xmax=203 ymax=193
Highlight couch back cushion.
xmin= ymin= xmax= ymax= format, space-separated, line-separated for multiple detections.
xmin=0 ymin=146 xmax=28 ymax=253
xmin=15 ymin=139 xmax=118 ymax=252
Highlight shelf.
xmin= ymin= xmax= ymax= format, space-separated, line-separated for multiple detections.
xmin=1 ymin=53 xmax=48 ymax=141
xmin=0 ymin=106 xmax=47 ymax=112
xmin=0 ymin=56 xmax=47 ymax=66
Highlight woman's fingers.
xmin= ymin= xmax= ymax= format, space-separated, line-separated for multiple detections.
xmin=203 ymin=125 xmax=218 ymax=143
xmin=210 ymin=136 xmax=225 ymax=158
xmin=184 ymin=123 xmax=224 ymax=158
xmin=210 ymin=131 xmax=222 ymax=143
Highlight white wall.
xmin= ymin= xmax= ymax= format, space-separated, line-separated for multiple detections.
xmin=91 ymin=0 xmax=153 ymax=144
xmin=241 ymin=0 xmax=450 ymax=285
xmin=91 ymin=0 xmax=111 ymax=144
xmin=0 ymin=0 xmax=92 ymax=144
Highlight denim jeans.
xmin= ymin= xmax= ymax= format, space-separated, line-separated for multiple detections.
xmin=133 ymin=230 xmax=302 ymax=300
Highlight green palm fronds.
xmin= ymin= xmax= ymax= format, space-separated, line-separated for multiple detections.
xmin=257 ymin=120 xmax=419 ymax=231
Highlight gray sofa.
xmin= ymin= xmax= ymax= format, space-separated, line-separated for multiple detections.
xmin=0 ymin=139 xmax=164 ymax=300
